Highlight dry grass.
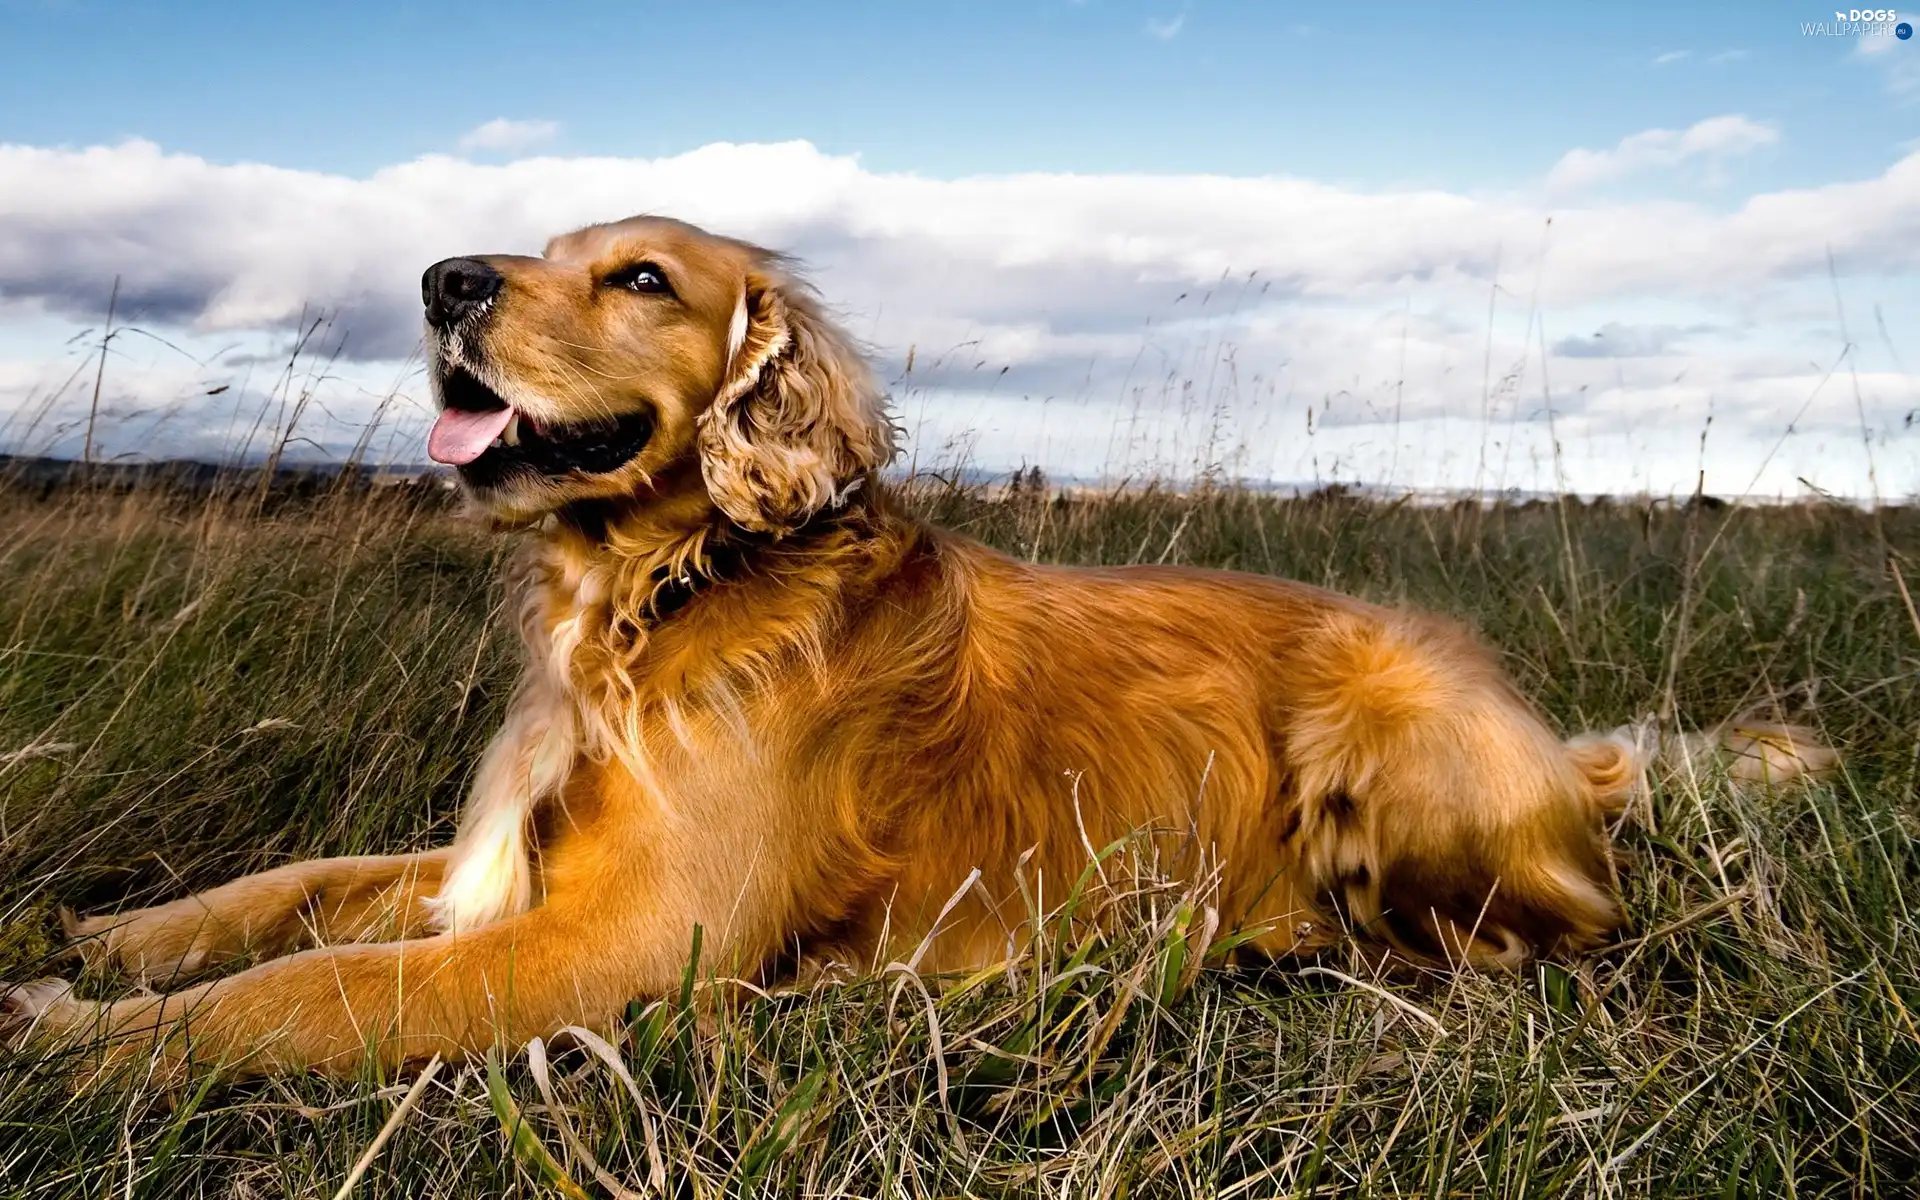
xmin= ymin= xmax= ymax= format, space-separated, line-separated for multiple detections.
xmin=0 ymin=476 xmax=1915 ymax=1197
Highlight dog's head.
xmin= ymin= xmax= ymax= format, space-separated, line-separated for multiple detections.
xmin=422 ymin=216 xmax=893 ymax=528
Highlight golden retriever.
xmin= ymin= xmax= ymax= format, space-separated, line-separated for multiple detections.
xmin=4 ymin=216 xmax=1835 ymax=1077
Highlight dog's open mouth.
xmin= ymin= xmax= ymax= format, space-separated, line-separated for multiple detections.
xmin=427 ymin=365 xmax=654 ymax=481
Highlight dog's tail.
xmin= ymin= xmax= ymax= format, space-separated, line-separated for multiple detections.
xmin=1566 ymin=717 xmax=1838 ymax=819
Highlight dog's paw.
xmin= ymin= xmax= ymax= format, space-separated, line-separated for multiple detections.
xmin=56 ymin=906 xmax=93 ymax=965
xmin=1 ymin=977 xmax=75 ymax=1043
xmin=59 ymin=906 xmax=208 ymax=984
xmin=0 ymin=983 xmax=186 ymax=1089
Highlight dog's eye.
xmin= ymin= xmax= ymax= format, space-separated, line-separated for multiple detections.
xmin=606 ymin=263 xmax=672 ymax=296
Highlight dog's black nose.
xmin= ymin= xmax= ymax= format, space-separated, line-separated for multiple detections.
xmin=422 ymin=258 xmax=503 ymax=328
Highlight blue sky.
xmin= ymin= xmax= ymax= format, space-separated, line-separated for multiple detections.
xmin=1 ymin=0 xmax=1917 ymax=497
xmin=3 ymin=1 xmax=1908 ymax=189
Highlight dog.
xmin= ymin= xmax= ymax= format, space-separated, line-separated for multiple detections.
xmin=3 ymin=216 xmax=1836 ymax=1077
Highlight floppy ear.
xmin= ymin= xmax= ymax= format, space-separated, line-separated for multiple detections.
xmin=697 ymin=267 xmax=894 ymax=534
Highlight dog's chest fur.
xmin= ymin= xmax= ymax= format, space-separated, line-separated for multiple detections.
xmin=426 ymin=543 xmax=610 ymax=933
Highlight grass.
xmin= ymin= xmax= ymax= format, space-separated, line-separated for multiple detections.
xmin=0 ymin=475 xmax=1916 ymax=1197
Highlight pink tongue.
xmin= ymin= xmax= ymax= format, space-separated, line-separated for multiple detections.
xmin=428 ymin=405 xmax=515 ymax=466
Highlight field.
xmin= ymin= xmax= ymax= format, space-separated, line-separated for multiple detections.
xmin=0 ymin=475 xmax=1916 ymax=1198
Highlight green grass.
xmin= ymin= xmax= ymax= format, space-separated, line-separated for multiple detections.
xmin=0 ymin=479 xmax=1916 ymax=1197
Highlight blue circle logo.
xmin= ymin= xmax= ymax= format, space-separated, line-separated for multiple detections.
xmin=1900 ymin=20 xmax=1914 ymax=38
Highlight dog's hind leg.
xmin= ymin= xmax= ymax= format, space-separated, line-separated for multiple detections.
xmin=62 ymin=850 xmax=451 ymax=985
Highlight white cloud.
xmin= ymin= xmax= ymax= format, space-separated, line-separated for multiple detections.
xmin=1144 ymin=12 xmax=1184 ymax=39
xmin=1546 ymin=114 xmax=1778 ymax=191
xmin=1651 ymin=50 xmax=1690 ymax=65
xmin=1854 ymin=23 xmax=1920 ymax=94
xmin=457 ymin=118 xmax=560 ymax=154
xmin=0 ymin=136 xmax=1914 ymax=497
xmin=1853 ymin=14 xmax=1908 ymax=57
xmin=3 ymin=132 xmax=1901 ymax=347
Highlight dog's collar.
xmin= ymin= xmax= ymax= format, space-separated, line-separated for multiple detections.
xmin=639 ymin=502 xmax=861 ymax=628
xmin=641 ymin=543 xmax=744 ymax=626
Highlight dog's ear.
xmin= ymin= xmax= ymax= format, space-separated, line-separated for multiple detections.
xmin=697 ymin=267 xmax=893 ymax=534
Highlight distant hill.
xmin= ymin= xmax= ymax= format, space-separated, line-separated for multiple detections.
xmin=0 ymin=452 xmax=1869 ymax=510
xmin=0 ymin=454 xmax=451 ymax=496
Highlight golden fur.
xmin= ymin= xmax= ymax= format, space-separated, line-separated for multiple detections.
xmin=4 ymin=217 xmax=1836 ymax=1077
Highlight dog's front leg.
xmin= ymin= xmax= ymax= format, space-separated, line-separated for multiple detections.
xmin=62 ymin=850 xmax=453 ymax=985
xmin=15 ymin=886 xmax=698 ymax=1080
